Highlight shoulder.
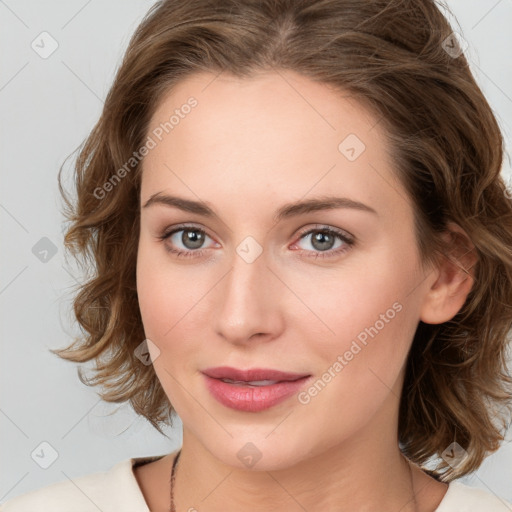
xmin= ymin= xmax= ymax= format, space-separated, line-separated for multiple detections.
xmin=0 ymin=456 xmax=161 ymax=512
xmin=436 ymin=480 xmax=512 ymax=511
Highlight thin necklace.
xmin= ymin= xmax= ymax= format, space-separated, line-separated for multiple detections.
xmin=169 ymin=449 xmax=181 ymax=512
xmin=169 ymin=450 xmax=418 ymax=512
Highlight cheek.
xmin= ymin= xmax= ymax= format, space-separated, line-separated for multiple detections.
xmin=135 ymin=245 xmax=205 ymax=405
xmin=306 ymin=287 xmax=411 ymax=388
xmin=136 ymin=239 xmax=213 ymax=345
xmin=136 ymin=241 xmax=182 ymax=343
xmin=293 ymin=248 xmax=420 ymax=396
xmin=289 ymin=260 xmax=411 ymax=349
xmin=293 ymin=283 xmax=417 ymax=444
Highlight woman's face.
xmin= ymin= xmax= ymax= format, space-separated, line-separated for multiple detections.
xmin=136 ymin=70 xmax=436 ymax=470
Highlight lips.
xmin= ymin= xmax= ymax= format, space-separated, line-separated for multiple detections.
xmin=201 ymin=366 xmax=310 ymax=383
xmin=201 ymin=366 xmax=312 ymax=412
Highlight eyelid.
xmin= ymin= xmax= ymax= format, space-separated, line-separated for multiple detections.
xmin=294 ymin=223 xmax=355 ymax=243
xmin=160 ymin=222 xmax=213 ymax=239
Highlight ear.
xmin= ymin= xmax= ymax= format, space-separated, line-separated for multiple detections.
xmin=420 ymin=222 xmax=479 ymax=325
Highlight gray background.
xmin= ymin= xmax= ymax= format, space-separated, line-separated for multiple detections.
xmin=1 ymin=0 xmax=511 ymax=504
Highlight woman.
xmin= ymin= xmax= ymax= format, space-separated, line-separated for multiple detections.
xmin=3 ymin=0 xmax=512 ymax=510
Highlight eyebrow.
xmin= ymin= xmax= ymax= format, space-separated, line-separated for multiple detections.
xmin=142 ymin=192 xmax=378 ymax=221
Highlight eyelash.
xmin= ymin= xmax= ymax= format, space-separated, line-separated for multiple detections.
xmin=157 ymin=223 xmax=355 ymax=260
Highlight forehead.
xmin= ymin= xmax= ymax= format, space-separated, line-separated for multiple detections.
xmin=141 ymin=70 xmax=411 ymax=223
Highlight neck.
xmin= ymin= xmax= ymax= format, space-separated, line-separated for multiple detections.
xmin=175 ymin=443 xmax=417 ymax=512
xmin=173 ymin=398 xmax=419 ymax=512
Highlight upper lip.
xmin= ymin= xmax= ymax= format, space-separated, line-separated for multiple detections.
xmin=202 ymin=366 xmax=311 ymax=382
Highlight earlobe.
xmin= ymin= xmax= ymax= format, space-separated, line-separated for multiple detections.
xmin=420 ymin=222 xmax=479 ymax=325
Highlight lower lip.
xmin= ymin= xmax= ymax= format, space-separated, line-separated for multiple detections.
xmin=203 ymin=374 xmax=312 ymax=412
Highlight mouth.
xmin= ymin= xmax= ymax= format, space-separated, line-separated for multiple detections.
xmin=215 ymin=378 xmax=287 ymax=387
xmin=201 ymin=366 xmax=311 ymax=383
xmin=201 ymin=366 xmax=312 ymax=412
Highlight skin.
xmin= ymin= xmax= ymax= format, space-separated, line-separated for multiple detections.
xmin=134 ymin=70 xmax=477 ymax=512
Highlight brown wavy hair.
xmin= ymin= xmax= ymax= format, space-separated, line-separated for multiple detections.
xmin=54 ymin=0 xmax=512 ymax=481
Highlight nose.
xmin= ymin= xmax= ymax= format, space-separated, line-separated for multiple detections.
xmin=213 ymin=243 xmax=285 ymax=346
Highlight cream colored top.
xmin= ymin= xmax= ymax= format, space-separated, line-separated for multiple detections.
xmin=1 ymin=455 xmax=511 ymax=511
